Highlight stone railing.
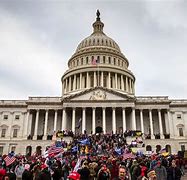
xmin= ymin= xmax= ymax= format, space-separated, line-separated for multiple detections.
xmin=136 ymin=96 xmax=168 ymax=101
xmin=28 ymin=97 xmax=61 ymax=103
xmin=0 ymin=100 xmax=26 ymax=105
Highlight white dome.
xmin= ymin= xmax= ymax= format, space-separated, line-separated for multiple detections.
xmin=75 ymin=12 xmax=121 ymax=53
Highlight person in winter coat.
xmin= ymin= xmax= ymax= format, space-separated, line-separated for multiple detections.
xmin=154 ymin=161 xmax=167 ymax=180
xmin=14 ymin=162 xmax=25 ymax=180
xmin=167 ymin=160 xmax=182 ymax=180
xmin=113 ymin=165 xmax=130 ymax=180
xmin=22 ymin=164 xmax=32 ymax=180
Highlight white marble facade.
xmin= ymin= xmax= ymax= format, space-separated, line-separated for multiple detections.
xmin=0 ymin=13 xmax=187 ymax=155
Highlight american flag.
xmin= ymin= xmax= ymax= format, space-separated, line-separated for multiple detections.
xmin=123 ymin=153 xmax=136 ymax=160
xmin=91 ymin=58 xmax=99 ymax=65
xmin=4 ymin=155 xmax=16 ymax=166
xmin=44 ymin=144 xmax=64 ymax=157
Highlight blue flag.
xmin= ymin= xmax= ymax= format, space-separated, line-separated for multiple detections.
xmin=115 ymin=148 xmax=122 ymax=155
xmin=72 ymin=146 xmax=78 ymax=153
xmin=78 ymin=138 xmax=90 ymax=145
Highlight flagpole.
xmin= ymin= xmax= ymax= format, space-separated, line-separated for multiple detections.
xmin=97 ymin=60 xmax=99 ymax=86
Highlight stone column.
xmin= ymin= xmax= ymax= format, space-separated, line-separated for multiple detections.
xmin=108 ymin=72 xmax=111 ymax=88
xmin=121 ymin=75 xmax=124 ymax=90
xmin=73 ymin=74 xmax=76 ymax=90
xmin=53 ymin=110 xmax=58 ymax=132
xmin=122 ymin=108 xmax=126 ymax=132
xmin=69 ymin=76 xmax=72 ymax=91
xmin=94 ymin=71 xmax=96 ymax=87
xmin=112 ymin=108 xmax=116 ymax=133
xmin=149 ymin=109 xmax=154 ymax=139
xmin=129 ymin=79 xmax=131 ymax=93
xmin=92 ymin=108 xmax=96 ymax=134
xmin=102 ymin=108 xmax=106 ymax=134
xmin=101 ymin=71 xmax=104 ymax=87
xmin=65 ymin=78 xmax=68 ymax=92
xmin=126 ymin=77 xmax=129 ymax=92
xmin=131 ymin=108 xmax=136 ymax=130
xmin=82 ymin=108 xmax=86 ymax=134
xmin=158 ymin=109 xmax=164 ymax=139
xmin=86 ymin=72 xmax=89 ymax=88
xmin=43 ymin=110 xmax=49 ymax=140
xmin=80 ymin=73 xmax=82 ymax=89
xmin=72 ymin=108 xmax=76 ymax=133
xmin=33 ymin=110 xmax=39 ymax=140
xmin=167 ymin=109 xmax=174 ymax=138
xmin=24 ymin=110 xmax=30 ymax=139
xmin=115 ymin=73 xmax=118 ymax=89
xmin=140 ymin=109 xmax=144 ymax=134
xmin=61 ymin=108 xmax=66 ymax=131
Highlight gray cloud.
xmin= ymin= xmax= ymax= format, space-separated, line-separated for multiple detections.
xmin=0 ymin=0 xmax=186 ymax=99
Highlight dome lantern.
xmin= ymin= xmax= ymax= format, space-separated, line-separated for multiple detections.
xmin=92 ymin=10 xmax=104 ymax=35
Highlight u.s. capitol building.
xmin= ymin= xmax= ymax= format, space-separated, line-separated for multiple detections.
xmin=0 ymin=12 xmax=186 ymax=155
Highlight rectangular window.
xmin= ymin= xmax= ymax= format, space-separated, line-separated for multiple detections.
xmin=1 ymin=129 xmax=6 ymax=137
xmin=13 ymin=129 xmax=18 ymax=138
xmin=179 ymin=128 xmax=184 ymax=136
xmin=0 ymin=147 xmax=3 ymax=154
xmin=177 ymin=114 xmax=181 ymax=119
xmin=3 ymin=115 xmax=8 ymax=120
xmin=15 ymin=115 xmax=20 ymax=120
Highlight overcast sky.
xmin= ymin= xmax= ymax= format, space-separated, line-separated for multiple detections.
xmin=0 ymin=0 xmax=186 ymax=100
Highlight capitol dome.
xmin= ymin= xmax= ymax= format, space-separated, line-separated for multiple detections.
xmin=62 ymin=10 xmax=135 ymax=97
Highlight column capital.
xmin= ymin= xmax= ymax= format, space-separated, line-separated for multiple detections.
xmin=72 ymin=107 xmax=76 ymax=110
xmin=92 ymin=107 xmax=96 ymax=110
xmin=112 ymin=107 xmax=116 ymax=110
xmin=102 ymin=107 xmax=106 ymax=110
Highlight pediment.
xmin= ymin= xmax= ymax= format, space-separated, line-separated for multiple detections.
xmin=63 ymin=87 xmax=134 ymax=101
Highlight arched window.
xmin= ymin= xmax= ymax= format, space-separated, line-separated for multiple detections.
xmin=166 ymin=145 xmax=171 ymax=154
xmin=26 ymin=146 xmax=32 ymax=156
xmin=114 ymin=58 xmax=116 ymax=65
xmin=36 ymin=146 xmax=42 ymax=156
xmin=86 ymin=57 xmax=88 ymax=64
xmin=146 ymin=145 xmax=152 ymax=151
xmin=108 ymin=57 xmax=111 ymax=64
xmin=156 ymin=145 xmax=161 ymax=153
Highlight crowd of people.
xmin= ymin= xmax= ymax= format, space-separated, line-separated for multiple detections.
xmin=0 ymin=132 xmax=185 ymax=180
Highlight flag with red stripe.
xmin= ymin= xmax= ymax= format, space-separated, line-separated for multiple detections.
xmin=4 ymin=156 xmax=16 ymax=166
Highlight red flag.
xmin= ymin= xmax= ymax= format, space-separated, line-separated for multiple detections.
xmin=4 ymin=156 xmax=16 ymax=166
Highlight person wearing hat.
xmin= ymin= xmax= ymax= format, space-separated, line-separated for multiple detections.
xmin=68 ymin=171 xmax=80 ymax=180
xmin=147 ymin=170 xmax=157 ymax=180
xmin=154 ymin=160 xmax=167 ymax=180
